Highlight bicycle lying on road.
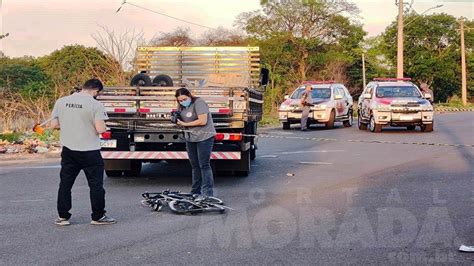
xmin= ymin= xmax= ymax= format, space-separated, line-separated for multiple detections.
xmin=141 ymin=190 xmax=229 ymax=214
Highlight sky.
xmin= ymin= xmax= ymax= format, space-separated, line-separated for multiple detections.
xmin=0 ymin=0 xmax=472 ymax=57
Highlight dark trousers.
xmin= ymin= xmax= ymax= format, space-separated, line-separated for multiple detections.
xmin=186 ymin=137 xmax=214 ymax=196
xmin=58 ymin=146 xmax=106 ymax=221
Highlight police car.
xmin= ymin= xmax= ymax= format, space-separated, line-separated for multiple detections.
xmin=357 ymin=78 xmax=434 ymax=132
xmin=278 ymin=81 xmax=353 ymax=130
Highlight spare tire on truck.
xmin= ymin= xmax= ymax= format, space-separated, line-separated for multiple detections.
xmin=130 ymin=73 xmax=152 ymax=86
xmin=152 ymin=74 xmax=173 ymax=87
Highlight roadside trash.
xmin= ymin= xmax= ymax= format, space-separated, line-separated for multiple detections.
xmin=35 ymin=146 xmax=49 ymax=154
xmin=0 ymin=146 xmax=7 ymax=154
xmin=286 ymin=173 xmax=295 ymax=177
xmin=459 ymin=245 xmax=474 ymax=252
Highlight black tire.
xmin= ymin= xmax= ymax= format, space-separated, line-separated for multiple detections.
xmin=369 ymin=115 xmax=382 ymax=133
xmin=169 ymin=200 xmax=225 ymax=214
xmin=201 ymin=196 xmax=224 ymax=205
xmin=123 ymin=160 xmax=142 ymax=177
xmin=407 ymin=125 xmax=416 ymax=130
xmin=235 ymin=150 xmax=251 ymax=177
xmin=325 ymin=110 xmax=335 ymax=129
xmin=358 ymin=113 xmax=367 ymax=130
xmin=282 ymin=122 xmax=290 ymax=130
xmin=250 ymin=144 xmax=256 ymax=161
xmin=169 ymin=200 xmax=200 ymax=214
xmin=343 ymin=109 xmax=353 ymax=128
xmin=421 ymin=123 xmax=434 ymax=132
xmin=152 ymin=74 xmax=173 ymax=87
xmin=248 ymin=122 xmax=257 ymax=160
xmin=130 ymin=73 xmax=152 ymax=86
xmin=105 ymin=170 xmax=122 ymax=177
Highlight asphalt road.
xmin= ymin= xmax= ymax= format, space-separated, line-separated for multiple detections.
xmin=1 ymin=112 xmax=473 ymax=265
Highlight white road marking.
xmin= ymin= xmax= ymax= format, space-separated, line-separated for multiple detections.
xmin=10 ymin=199 xmax=46 ymax=203
xmin=279 ymin=150 xmax=344 ymax=154
xmin=259 ymin=155 xmax=279 ymax=158
xmin=299 ymin=161 xmax=333 ymax=165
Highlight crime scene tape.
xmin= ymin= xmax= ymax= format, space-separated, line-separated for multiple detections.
xmin=104 ymin=124 xmax=474 ymax=149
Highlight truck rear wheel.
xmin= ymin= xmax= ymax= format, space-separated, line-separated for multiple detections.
xmin=235 ymin=150 xmax=251 ymax=177
xmin=282 ymin=122 xmax=290 ymax=130
xmin=105 ymin=170 xmax=123 ymax=177
xmin=123 ymin=160 xmax=142 ymax=177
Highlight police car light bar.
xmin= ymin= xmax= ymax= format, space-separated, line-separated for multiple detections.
xmin=303 ymin=80 xmax=336 ymax=84
xmin=373 ymin=78 xmax=412 ymax=81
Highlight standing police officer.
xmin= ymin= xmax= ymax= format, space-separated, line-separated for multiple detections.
xmin=50 ymin=79 xmax=116 ymax=226
xmin=300 ymin=84 xmax=313 ymax=131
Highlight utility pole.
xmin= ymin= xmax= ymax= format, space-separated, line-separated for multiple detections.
xmin=396 ymin=0 xmax=404 ymax=79
xmin=362 ymin=53 xmax=366 ymax=88
xmin=459 ymin=19 xmax=467 ymax=106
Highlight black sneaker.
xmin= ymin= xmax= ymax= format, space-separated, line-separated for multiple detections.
xmin=54 ymin=217 xmax=71 ymax=226
xmin=91 ymin=215 xmax=117 ymax=225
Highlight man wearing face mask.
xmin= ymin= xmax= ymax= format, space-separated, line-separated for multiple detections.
xmin=174 ymin=87 xmax=216 ymax=200
xmin=49 ymin=79 xmax=116 ymax=226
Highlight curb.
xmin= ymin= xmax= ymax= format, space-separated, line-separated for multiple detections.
xmin=0 ymin=152 xmax=61 ymax=164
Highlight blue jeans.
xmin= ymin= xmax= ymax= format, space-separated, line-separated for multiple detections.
xmin=186 ymin=137 xmax=214 ymax=196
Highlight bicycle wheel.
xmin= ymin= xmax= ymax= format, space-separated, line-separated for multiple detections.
xmin=169 ymin=200 xmax=202 ymax=214
xmin=204 ymin=196 xmax=224 ymax=205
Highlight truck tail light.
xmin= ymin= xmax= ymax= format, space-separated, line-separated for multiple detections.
xmin=218 ymin=108 xmax=231 ymax=114
xmin=114 ymin=108 xmax=126 ymax=113
xmin=101 ymin=131 xmax=112 ymax=139
xmin=215 ymin=133 xmax=242 ymax=142
xmin=139 ymin=108 xmax=150 ymax=113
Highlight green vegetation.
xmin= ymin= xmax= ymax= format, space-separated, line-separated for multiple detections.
xmin=0 ymin=1 xmax=472 ymax=132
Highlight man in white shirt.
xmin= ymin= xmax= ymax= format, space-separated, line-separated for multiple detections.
xmin=50 ymin=79 xmax=116 ymax=226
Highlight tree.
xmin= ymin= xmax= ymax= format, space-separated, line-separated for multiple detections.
xmin=198 ymin=27 xmax=248 ymax=46
xmin=0 ymin=56 xmax=50 ymax=96
xmin=38 ymin=45 xmax=121 ymax=97
xmin=236 ymin=0 xmax=360 ymax=81
xmin=380 ymin=13 xmax=473 ymax=102
xmin=92 ymin=25 xmax=145 ymax=70
xmin=150 ymin=27 xmax=194 ymax=46
xmin=236 ymin=0 xmax=365 ymax=113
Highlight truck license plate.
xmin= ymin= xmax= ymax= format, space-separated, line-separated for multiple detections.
xmin=400 ymin=115 xmax=413 ymax=121
xmin=100 ymin=139 xmax=117 ymax=148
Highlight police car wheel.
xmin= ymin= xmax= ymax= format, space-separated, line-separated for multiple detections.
xmin=343 ymin=110 xmax=353 ymax=127
xmin=421 ymin=123 xmax=433 ymax=132
xmin=358 ymin=114 xmax=367 ymax=130
xmin=369 ymin=116 xmax=382 ymax=133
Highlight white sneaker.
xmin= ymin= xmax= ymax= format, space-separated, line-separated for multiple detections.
xmin=54 ymin=217 xmax=71 ymax=226
xmin=91 ymin=215 xmax=117 ymax=225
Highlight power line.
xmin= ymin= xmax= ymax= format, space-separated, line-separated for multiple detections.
xmin=116 ymin=1 xmax=216 ymax=30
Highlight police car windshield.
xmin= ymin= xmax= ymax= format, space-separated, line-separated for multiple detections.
xmin=376 ymin=86 xmax=421 ymax=98
xmin=291 ymin=87 xmax=331 ymax=99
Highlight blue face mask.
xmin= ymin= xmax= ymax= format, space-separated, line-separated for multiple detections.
xmin=180 ymin=98 xmax=192 ymax=107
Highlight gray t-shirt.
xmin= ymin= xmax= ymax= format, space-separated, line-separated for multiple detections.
xmin=51 ymin=93 xmax=108 ymax=151
xmin=180 ymin=98 xmax=216 ymax=142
